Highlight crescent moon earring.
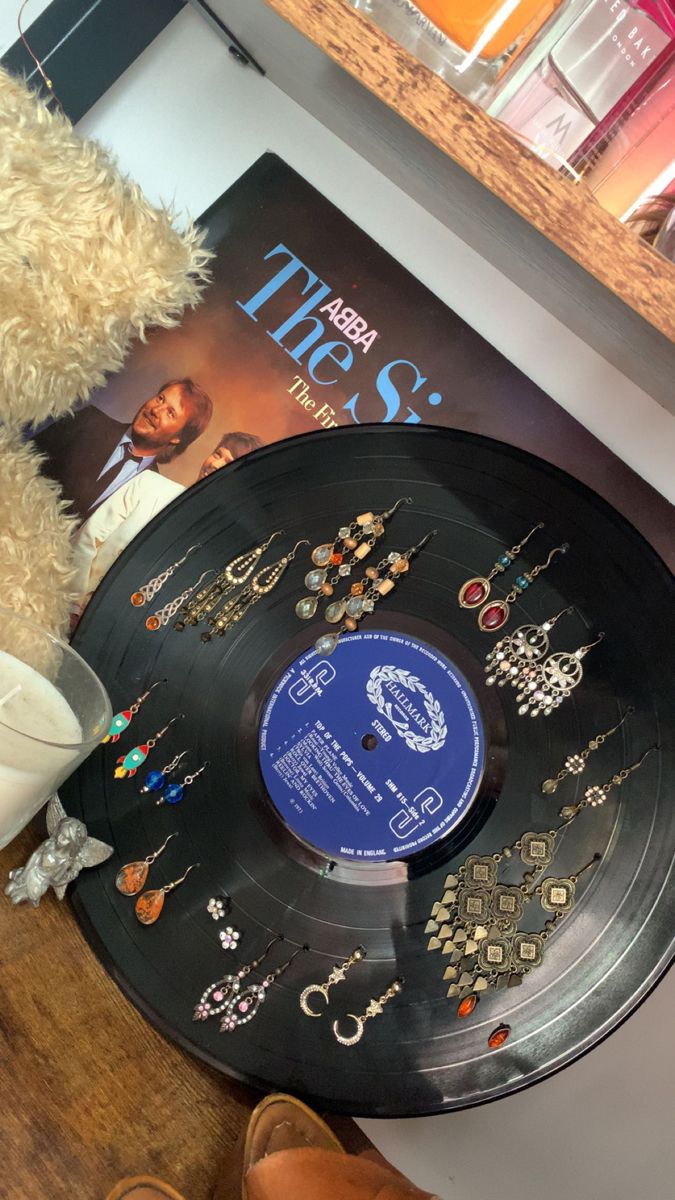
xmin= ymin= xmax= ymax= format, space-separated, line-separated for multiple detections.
xmin=299 ymin=946 xmax=366 ymax=1017
xmin=332 ymin=977 xmax=404 ymax=1046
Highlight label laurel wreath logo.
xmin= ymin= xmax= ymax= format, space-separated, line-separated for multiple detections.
xmin=366 ymin=665 xmax=447 ymax=753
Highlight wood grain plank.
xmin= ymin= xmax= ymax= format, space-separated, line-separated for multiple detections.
xmin=263 ymin=0 xmax=675 ymax=343
xmin=0 ymin=824 xmax=254 ymax=1200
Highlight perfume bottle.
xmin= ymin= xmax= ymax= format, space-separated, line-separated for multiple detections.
xmin=571 ymin=54 xmax=675 ymax=220
xmin=496 ymin=0 xmax=675 ymax=164
xmin=348 ymin=0 xmax=572 ymax=102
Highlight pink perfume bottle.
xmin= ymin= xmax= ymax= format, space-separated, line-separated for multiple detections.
xmin=572 ymin=54 xmax=675 ymax=219
xmin=496 ymin=0 xmax=675 ymax=164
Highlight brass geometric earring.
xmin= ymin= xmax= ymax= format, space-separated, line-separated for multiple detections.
xmin=541 ymin=707 xmax=635 ymax=793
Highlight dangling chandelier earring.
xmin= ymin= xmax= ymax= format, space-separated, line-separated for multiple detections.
xmin=175 ymin=532 xmax=282 ymax=630
xmin=202 ymin=541 xmax=309 ymax=641
xmin=296 ymin=497 xmax=412 ymax=620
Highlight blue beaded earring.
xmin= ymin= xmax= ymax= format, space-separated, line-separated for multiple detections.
xmin=139 ymin=751 xmax=189 ymax=796
xmin=156 ymin=761 xmax=210 ymax=806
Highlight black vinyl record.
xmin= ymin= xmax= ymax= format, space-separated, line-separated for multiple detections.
xmin=65 ymin=425 xmax=675 ymax=1117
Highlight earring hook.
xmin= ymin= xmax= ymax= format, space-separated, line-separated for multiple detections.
xmin=148 ymin=832 xmax=178 ymax=864
xmin=382 ymin=497 xmax=413 ymax=519
xmin=288 ymin=539 xmax=310 ymax=559
xmin=164 ymin=862 xmax=200 ymax=893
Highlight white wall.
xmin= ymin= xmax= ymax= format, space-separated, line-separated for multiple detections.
xmin=3 ymin=5 xmax=674 ymax=1198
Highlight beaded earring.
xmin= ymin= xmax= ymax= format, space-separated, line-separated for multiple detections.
xmin=155 ymin=761 xmax=209 ymax=805
xmin=458 ymin=522 xmax=543 ymax=609
xmin=139 ymin=750 xmax=189 ymax=795
xmin=476 ymin=543 xmax=568 ymax=633
xmin=314 ymin=532 xmax=435 ymax=657
xmin=295 ymin=498 xmax=412 ymax=620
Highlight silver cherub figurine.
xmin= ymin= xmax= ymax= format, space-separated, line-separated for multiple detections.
xmin=5 ymin=794 xmax=112 ymax=906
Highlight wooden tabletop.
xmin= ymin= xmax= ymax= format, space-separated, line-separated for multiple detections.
xmin=0 ymin=822 xmax=366 ymax=1199
xmin=0 ymin=822 xmax=255 ymax=1200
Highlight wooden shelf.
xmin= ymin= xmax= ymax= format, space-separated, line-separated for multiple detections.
xmin=264 ymin=0 xmax=675 ymax=343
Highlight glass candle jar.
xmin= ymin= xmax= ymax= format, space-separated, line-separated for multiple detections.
xmin=0 ymin=608 xmax=111 ymax=849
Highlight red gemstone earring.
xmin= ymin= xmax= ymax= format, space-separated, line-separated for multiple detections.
xmin=478 ymin=543 xmax=569 ymax=633
xmin=458 ymin=523 xmax=543 ymax=611
xmin=135 ymin=861 xmax=200 ymax=925
xmin=115 ymin=833 xmax=178 ymax=896
xmin=131 ymin=544 xmax=200 ymax=607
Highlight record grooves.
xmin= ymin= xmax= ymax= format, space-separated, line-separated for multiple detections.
xmin=65 ymin=425 xmax=675 ymax=1116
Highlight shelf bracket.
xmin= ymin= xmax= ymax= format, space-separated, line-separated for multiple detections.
xmin=187 ymin=0 xmax=266 ymax=73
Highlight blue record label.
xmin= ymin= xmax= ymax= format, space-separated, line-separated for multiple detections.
xmin=259 ymin=630 xmax=484 ymax=862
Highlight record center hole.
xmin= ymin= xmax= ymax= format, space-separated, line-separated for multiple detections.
xmin=362 ymin=733 xmax=378 ymax=751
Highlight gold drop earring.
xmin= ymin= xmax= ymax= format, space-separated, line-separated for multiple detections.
xmin=202 ymin=540 xmax=309 ymax=641
xmin=175 ymin=532 xmax=282 ymax=630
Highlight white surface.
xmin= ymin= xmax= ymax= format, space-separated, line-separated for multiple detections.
xmin=360 ymin=970 xmax=675 ymax=1200
xmin=0 ymin=0 xmax=54 ymax=57
xmin=2 ymin=4 xmax=674 ymax=1196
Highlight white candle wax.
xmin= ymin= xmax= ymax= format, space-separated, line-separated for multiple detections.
xmin=0 ymin=650 xmax=83 ymax=849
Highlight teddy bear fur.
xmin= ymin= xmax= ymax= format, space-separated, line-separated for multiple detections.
xmin=0 ymin=67 xmax=211 ymax=428
xmin=0 ymin=68 xmax=212 ymax=636
xmin=0 ymin=425 xmax=76 ymax=635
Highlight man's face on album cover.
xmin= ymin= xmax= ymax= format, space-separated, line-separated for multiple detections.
xmin=198 ymin=444 xmax=234 ymax=480
xmin=131 ymin=383 xmax=190 ymax=452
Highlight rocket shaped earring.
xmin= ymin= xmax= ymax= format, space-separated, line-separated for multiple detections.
xmin=114 ymin=715 xmax=183 ymax=779
xmin=102 ymin=680 xmax=165 ymax=744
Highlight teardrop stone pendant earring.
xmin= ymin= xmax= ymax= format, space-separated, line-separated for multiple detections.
xmin=458 ymin=523 xmax=543 ymax=610
xmin=135 ymin=862 xmax=200 ymax=925
xmin=115 ymin=833 xmax=178 ymax=896
xmin=296 ymin=497 xmax=412 ymax=620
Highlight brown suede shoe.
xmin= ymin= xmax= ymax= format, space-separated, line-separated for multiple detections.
xmin=214 ymin=1092 xmax=345 ymax=1200
xmin=105 ymin=1177 xmax=186 ymax=1200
